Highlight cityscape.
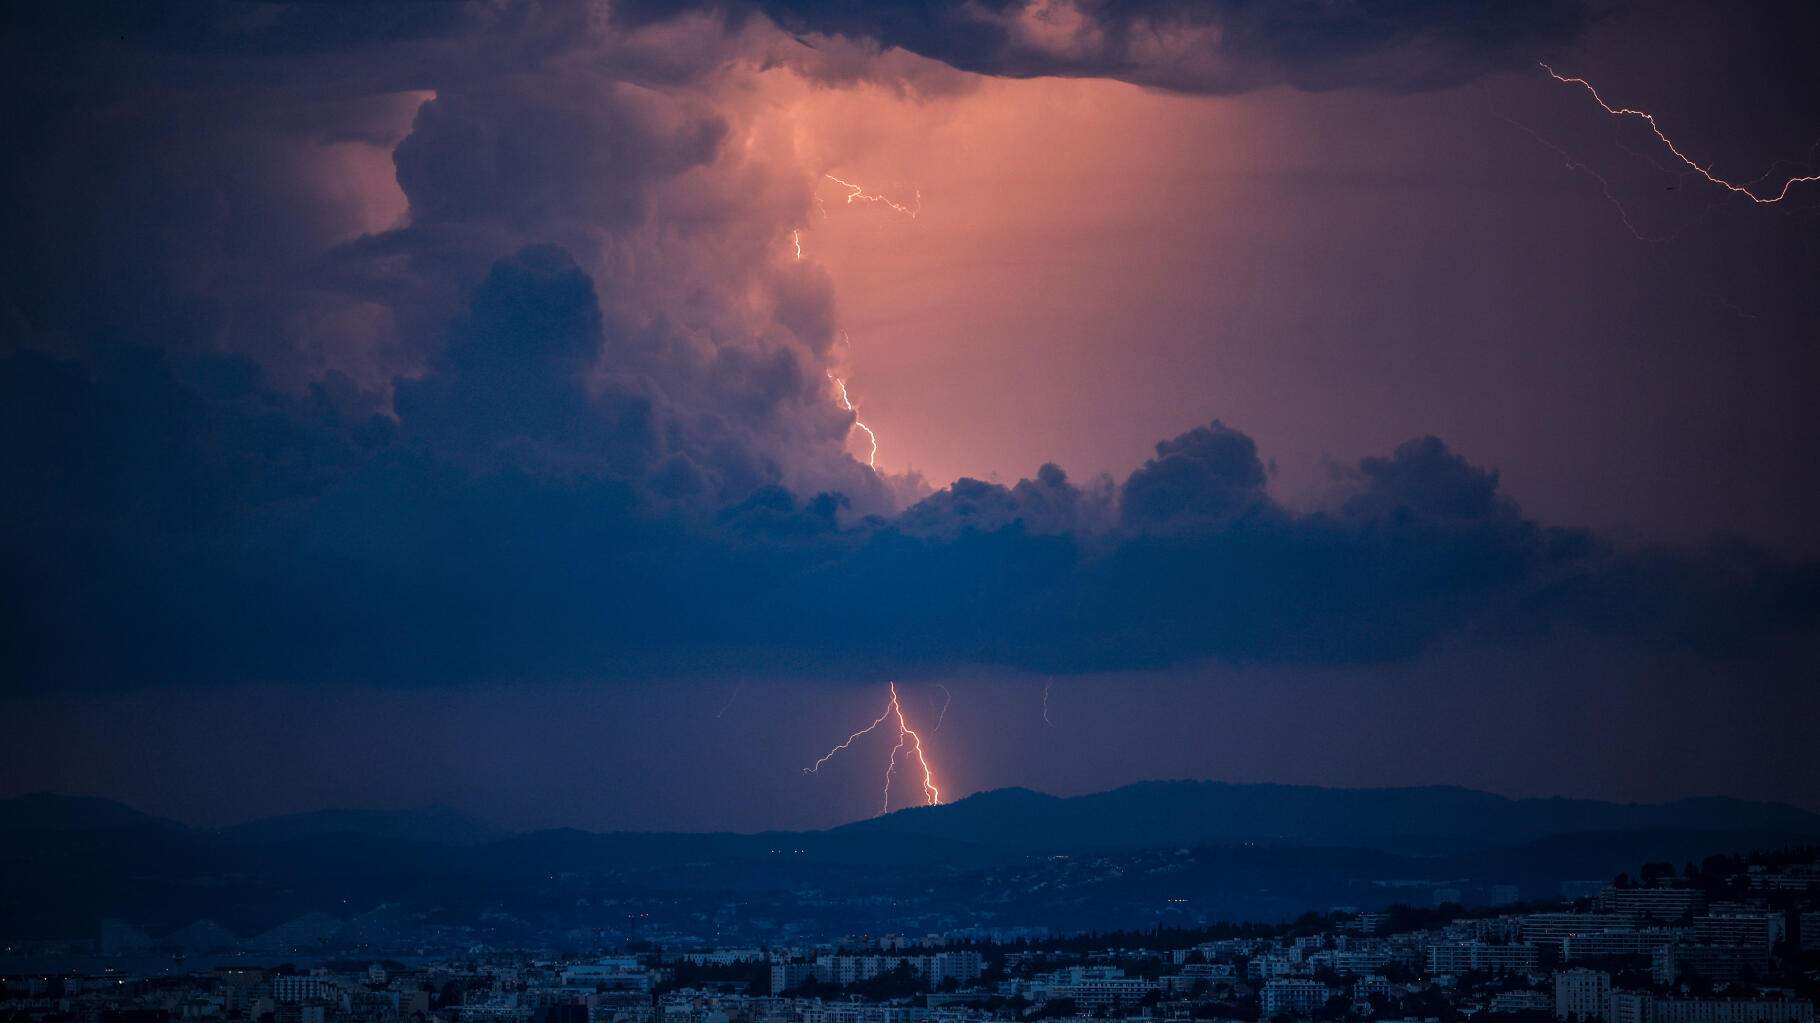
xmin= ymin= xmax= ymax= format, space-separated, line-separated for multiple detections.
xmin=7 ymin=839 xmax=1818 ymax=1023
xmin=4 ymin=5 xmax=1818 ymax=1023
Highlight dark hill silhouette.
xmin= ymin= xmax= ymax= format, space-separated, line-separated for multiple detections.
xmin=221 ymin=805 xmax=510 ymax=846
xmin=0 ymin=793 xmax=182 ymax=832
xmin=5 ymin=783 xmax=1818 ymax=945
xmin=834 ymin=781 xmax=1820 ymax=854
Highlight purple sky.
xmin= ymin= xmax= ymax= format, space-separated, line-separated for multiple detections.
xmin=1 ymin=0 xmax=1817 ymax=831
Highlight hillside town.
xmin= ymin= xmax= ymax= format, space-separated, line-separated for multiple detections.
xmin=8 ymin=849 xmax=1818 ymax=1023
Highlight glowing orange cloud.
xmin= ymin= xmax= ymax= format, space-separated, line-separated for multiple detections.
xmin=1541 ymin=63 xmax=1820 ymax=204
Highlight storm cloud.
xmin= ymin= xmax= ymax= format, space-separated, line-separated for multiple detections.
xmin=3 ymin=251 xmax=1814 ymax=690
xmin=616 ymin=0 xmax=1592 ymax=94
xmin=1 ymin=0 xmax=1815 ymax=696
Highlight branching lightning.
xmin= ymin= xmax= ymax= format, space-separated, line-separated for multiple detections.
xmin=823 ymin=173 xmax=922 ymax=218
xmin=790 ymin=175 xmax=917 ymax=472
xmin=804 ymin=682 xmax=941 ymax=816
xmin=829 ymin=372 xmax=878 ymax=468
xmin=1539 ymin=63 xmax=1820 ymax=204
xmin=1490 ymin=91 xmax=1680 ymax=242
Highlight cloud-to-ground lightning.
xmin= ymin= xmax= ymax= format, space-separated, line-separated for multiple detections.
xmin=829 ymin=372 xmax=878 ymax=468
xmin=823 ymin=173 xmax=921 ymax=218
xmin=804 ymin=682 xmax=941 ymax=816
xmin=1042 ymin=678 xmax=1055 ymax=727
xmin=1540 ymin=63 xmax=1820 ymax=204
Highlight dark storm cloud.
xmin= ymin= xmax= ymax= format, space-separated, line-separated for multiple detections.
xmin=2 ymin=246 xmax=1814 ymax=690
xmin=615 ymin=0 xmax=1591 ymax=94
xmin=1 ymin=0 xmax=1813 ymax=693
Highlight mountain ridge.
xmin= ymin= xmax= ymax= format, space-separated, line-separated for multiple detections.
xmin=4 ymin=784 xmax=1819 ymax=945
xmin=7 ymin=781 xmax=1819 ymax=854
xmin=833 ymin=780 xmax=1820 ymax=855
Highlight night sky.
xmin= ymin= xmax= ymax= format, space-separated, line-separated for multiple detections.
xmin=3 ymin=0 xmax=1818 ymax=833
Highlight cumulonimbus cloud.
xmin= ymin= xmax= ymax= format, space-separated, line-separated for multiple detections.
xmin=3 ymin=247 xmax=1813 ymax=689
xmin=2 ymin=0 xmax=1812 ymax=693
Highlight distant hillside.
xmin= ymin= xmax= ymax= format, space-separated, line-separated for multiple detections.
xmin=834 ymin=781 xmax=1820 ymax=855
xmin=6 ymin=782 xmax=1818 ymax=946
xmin=222 ymin=806 xmax=510 ymax=846
xmin=0 ymin=793 xmax=181 ymax=832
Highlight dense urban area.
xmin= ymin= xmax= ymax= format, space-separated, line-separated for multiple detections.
xmin=7 ymin=848 xmax=1818 ymax=1023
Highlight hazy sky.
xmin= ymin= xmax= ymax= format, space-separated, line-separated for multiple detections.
xmin=2 ymin=0 xmax=1817 ymax=831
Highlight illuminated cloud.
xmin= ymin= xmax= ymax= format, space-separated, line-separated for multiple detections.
xmin=0 ymin=0 xmax=1814 ymax=700
xmin=618 ymin=0 xmax=1591 ymax=94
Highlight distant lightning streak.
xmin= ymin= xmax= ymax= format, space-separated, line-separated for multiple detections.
xmin=1491 ymin=95 xmax=1673 ymax=242
xmin=829 ymin=373 xmax=878 ymax=468
xmin=823 ymin=174 xmax=922 ymax=218
xmin=715 ymin=680 xmax=745 ymax=719
xmin=791 ymin=230 xmax=802 ymax=261
xmin=805 ymin=682 xmax=941 ymax=816
xmin=1042 ymin=678 xmax=1055 ymax=727
xmin=929 ymin=684 xmax=952 ymax=735
xmin=1540 ymin=63 xmax=1820 ymax=204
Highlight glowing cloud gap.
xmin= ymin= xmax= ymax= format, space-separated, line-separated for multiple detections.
xmin=823 ymin=173 xmax=922 ymax=218
xmin=1540 ymin=63 xmax=1820 ymax=204
xmin=804 ymin=682 xmax=941 ymax=816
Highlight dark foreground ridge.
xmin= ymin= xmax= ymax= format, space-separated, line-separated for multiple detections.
xmin=3 ymin=781 xmax=1817 ymax=949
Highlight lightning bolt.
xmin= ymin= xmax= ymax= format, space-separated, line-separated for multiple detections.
xmin=715 ymin=680 xmax=745 ymax=719
xmin=1490 ymin=89 xmax=1681 ymax=243
xmin=796 ymin=177 xmax=919 ymax=472
xmin=804 ymin=682 xmax=941 ymax=816
xmin=829 ymin=372 xmax=878 ymax=468
xmin=1042 ymin=678 xmax=1055 ymax=727
xmin=823 ymin=173 xmax=921 ymax=218
xmin=929 ymin=683 xmax=952 ymax=735
xmin=1540 ymin=63 xmax=1820 ymax=204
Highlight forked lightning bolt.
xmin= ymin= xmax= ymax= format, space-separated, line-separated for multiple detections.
xmin=804 ymin=682 xmax=941 ymax=816
xmin=790 ymin=175 xmax=916 ymax=470
xmin=823 ymin=174 xmax=921 ymax=218
xmin=830 ymin=373 xmax=878 ymax=468
xmin=1540 ymin=63 xmax=1820 ymax=204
